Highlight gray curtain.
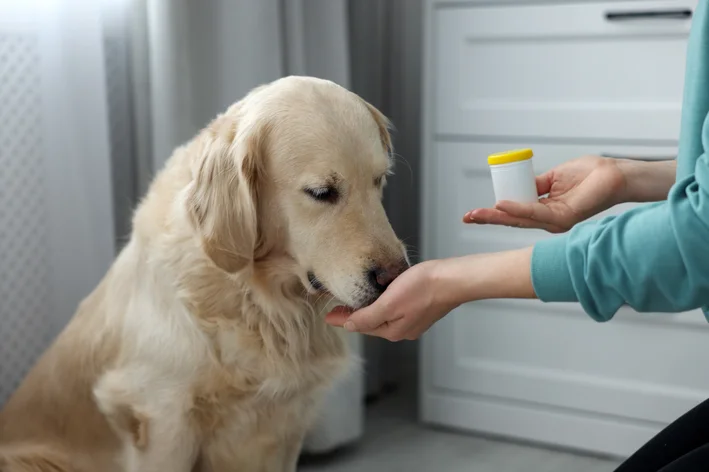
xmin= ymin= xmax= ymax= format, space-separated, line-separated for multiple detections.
xmin=350 ymin=0 xmax=423 ymax=261
xmin=348 ymin=0 xmax=423 ymax=394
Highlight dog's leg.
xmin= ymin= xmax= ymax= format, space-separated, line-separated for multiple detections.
xmin=94 ymin=370 xmax=200 ymax=472
xmin=278 ymin=434 xmax=305 ymax=472
xmin=121 ymin=414 xmax=198 ymax=472
xmin=198 ymin=431 xmax=304 ymax=472
xmin=0 ymin=444 xmax=75 ymax=472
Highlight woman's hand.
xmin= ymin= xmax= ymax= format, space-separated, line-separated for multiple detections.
xmin=325 ymin=260 xmax=457 ymax=341
xmin=325 ymin=249 xmax=536 ymax=341
xmin=464 ymin=156 xmax=676 ymax=233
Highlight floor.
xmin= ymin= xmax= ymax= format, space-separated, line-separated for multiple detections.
xmin=299 ymin=389 xmax=622 ymax=472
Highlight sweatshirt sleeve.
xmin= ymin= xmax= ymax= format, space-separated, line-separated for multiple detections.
xmin=531 ymin=114 xmax=709 ymax=321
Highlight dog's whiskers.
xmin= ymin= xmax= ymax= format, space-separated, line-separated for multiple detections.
xmin=316 ymin=295 xmax=337 ymax=318
xmin=391 ymin=152 xmax=414 ymax=188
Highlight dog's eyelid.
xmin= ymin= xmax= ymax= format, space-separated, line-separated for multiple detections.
xmin=303 ymin=182 xmax=335 ymax=193
xmin=306 ymin=185 xmax=330 ymax=192
xmin=302 ymin=172 xmax=340 ymax=190
xmin=303 ymin=185 xmax=339 ymax=204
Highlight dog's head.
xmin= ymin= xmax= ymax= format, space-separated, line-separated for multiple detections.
xmin=187 ymin=77 xmax=409 ymax=309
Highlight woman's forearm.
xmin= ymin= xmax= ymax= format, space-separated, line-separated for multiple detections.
xmin=434 ymin=247 xmax=537 ymax=306
xmin=617 ymin=159 xmax=677 ymax=203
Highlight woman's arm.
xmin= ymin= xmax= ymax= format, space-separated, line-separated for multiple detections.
xmin=435 ymin=248 xmax=536 ymax=306
xmin=532 ymin=160 xmax=709 ymax=321
xmin=617 ymin=159 xmax=677 ymax=202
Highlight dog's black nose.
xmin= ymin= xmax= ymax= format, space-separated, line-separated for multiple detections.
xmin=368 ymin=261 xmax=409 ymax=293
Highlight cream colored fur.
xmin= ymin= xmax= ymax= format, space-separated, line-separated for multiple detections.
xmin=0 ymin=76 xmax=407 ymax=472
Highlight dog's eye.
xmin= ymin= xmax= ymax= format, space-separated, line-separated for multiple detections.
xmin=304 ymin=186 xmax=339 ymax=204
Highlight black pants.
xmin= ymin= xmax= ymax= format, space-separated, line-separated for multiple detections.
xmin=615 ymin=398 xmax=709 ymax=471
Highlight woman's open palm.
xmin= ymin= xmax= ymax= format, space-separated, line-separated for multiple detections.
xmin=464 ymin=156 xmax=627 ymax=233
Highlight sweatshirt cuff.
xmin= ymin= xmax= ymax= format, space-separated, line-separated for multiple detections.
xmin=531 ymin=235 xmax=578 ymax=303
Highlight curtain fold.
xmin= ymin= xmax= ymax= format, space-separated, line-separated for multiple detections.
xmin=0 ymin=0 xmax=115 ymax=403
xmin=348 ymin=0 xmax=423 ymax=395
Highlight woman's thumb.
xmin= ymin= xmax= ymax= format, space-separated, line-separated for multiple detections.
xmin=536 ymin=172 xmax=553 ymax=196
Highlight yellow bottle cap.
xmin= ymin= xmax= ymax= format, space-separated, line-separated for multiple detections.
xmin=487 ymin=148 xmax=534 ymax=166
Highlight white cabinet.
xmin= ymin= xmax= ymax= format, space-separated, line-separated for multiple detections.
xmin=420 ymin=0 xmax=708 ymax=458
xmin=434 ymin=1 xmax=693 ymax=141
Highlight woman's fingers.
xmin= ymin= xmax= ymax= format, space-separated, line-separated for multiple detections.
xmin=325 ymin=300 xmax=407 ymax=340
xmin=495 ymin=200 xmax=571 ymax=233
xmin=464 ymin=208 xmax=512 ymax=224
xmin=465 ymin=208 xmax=535 ymax=227
xmin=342 ymin=303 xmax=394 ymax=332
xmin=464 ymin=207 xmax=563 ymax=232
xmin=495 ymin=200 xmax=560 ymax=223
xmin=324 ymin=309 xmax=351 ymax=327
xmin=326 ymin=309 xmax=401 ymax=340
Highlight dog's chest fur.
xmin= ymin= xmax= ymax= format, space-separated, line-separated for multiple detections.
xmin=163 ymin=244 xmax=352 ymax=441
xmin=189 ymin=314 xmax=350 ymax=438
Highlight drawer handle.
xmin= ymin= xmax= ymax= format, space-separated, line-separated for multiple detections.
xmin=601 ymin=153 xmax=676 ymax=162
xmin=605 ymin=9 xmax=692 ymax=21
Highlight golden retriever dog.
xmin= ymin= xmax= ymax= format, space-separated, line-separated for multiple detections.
xmin=0 ymin=76 xmax=409 ymax=472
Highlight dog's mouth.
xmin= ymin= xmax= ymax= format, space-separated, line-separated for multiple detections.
xmin=307 ymin=271 xmax=366 ymax=312
xmin=307 ymin=271 xmax=357 ymax=310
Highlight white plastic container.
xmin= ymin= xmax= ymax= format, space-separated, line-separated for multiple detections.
xmin=488 ymin=148 xmax=538 ymax=204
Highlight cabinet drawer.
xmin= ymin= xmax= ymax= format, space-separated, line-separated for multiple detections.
xmin=434 ymin=1 xmax=696 ymax=141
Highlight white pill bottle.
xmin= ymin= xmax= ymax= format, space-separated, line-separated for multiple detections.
xmin=488 ymin=148 xmax=538 ymax=204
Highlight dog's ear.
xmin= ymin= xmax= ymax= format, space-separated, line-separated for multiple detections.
xmin=361 ymin=100 xmax=393 ymax=155
xmin=187 ymin=115 xmax=266 ymax=273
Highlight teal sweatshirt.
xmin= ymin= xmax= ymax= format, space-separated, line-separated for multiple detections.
xmin=531 ymin=1 xmax=709 ymax=322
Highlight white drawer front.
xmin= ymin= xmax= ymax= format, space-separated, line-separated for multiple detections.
xmin=429 ymin=298 xmax=709 ymax=431
xmin=434 ymin=1 xmax=696 ymax=141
